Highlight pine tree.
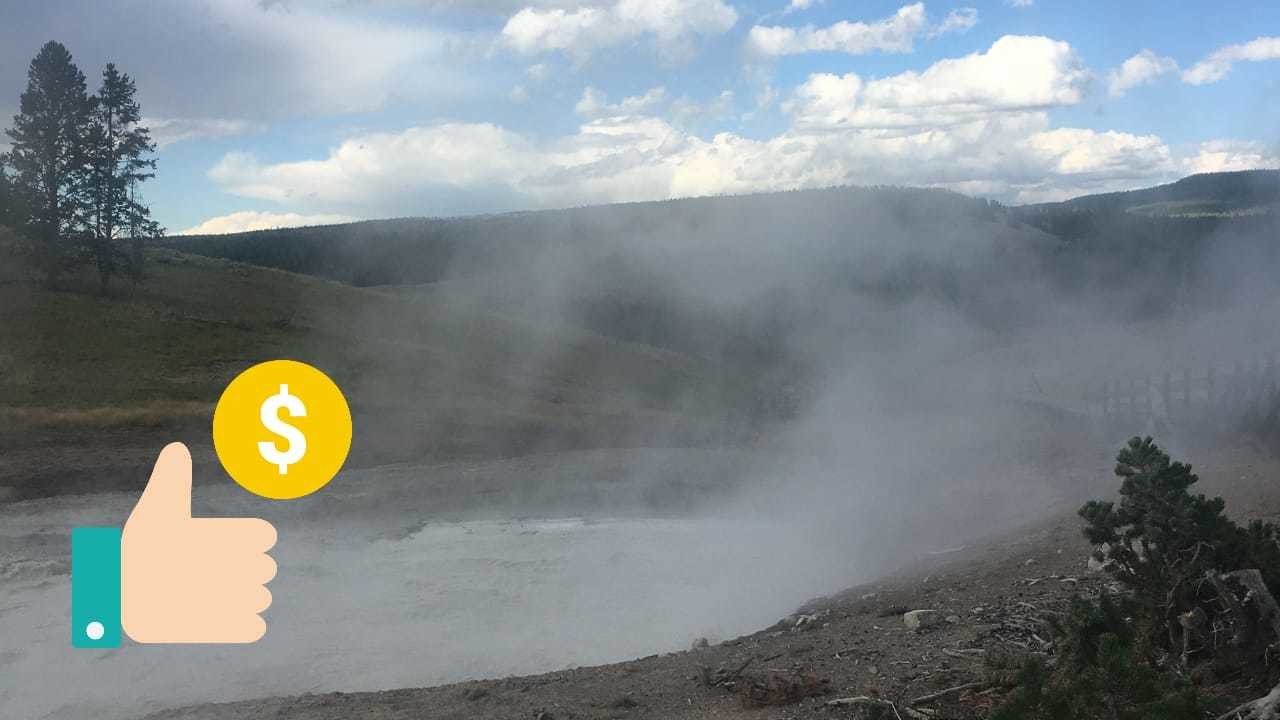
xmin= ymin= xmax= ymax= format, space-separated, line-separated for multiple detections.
xmin=4 ymin=41 xmax=96 ymax=288
xmin=84 ymin=63 xmax=160 ymax=293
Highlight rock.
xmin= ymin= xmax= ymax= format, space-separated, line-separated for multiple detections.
xmin=608 ymin=694 xmax=640 ymax=709
xmin=903 ymin=609 xmax=944 ymax=631
xmin=736 ymin=670 xmax=830 ymax=708
xmin=945 ymin=615 xmax=961 ymax=624
xmin=1087 ymin=554 xmax=1112 ymax=573
xmin=691 ymin=637 xmax=710 ymax=650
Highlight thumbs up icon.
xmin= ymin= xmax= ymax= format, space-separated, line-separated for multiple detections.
xmin=72 ymin=443 xmax=278 ymax=647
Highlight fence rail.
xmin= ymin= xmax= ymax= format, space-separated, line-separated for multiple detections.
xmin=1010 ymin=352 xmax=1280 ymax=427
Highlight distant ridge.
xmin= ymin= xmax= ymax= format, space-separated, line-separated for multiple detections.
xmin=1019 ymin=169 xmax=1280 ymax=217
xmin=167 ymin=184 xmax=1019 ymax=287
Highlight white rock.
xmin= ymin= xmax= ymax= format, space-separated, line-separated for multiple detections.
xmin=903 ymin=609 xmax=944 ymax=631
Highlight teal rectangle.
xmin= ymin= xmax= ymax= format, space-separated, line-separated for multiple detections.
xmin=71 ymin=527 xmax=122 ymax=648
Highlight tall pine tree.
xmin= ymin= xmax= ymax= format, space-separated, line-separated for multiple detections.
xmin=85 ymin=63 xmax=160 ymax=293
xmin=4 ymin=41 xmax=95 ymax=288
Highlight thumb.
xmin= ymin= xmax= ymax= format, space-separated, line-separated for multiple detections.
xmin=127 ymin=442 xmax=193 ymax=525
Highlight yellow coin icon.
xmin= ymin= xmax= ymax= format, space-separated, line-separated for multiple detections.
xmin=213 ymin=360 xmax=352 ymax=500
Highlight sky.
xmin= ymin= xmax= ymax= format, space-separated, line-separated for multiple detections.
xmin=0 ymin=0 xmax=1277 ymax=235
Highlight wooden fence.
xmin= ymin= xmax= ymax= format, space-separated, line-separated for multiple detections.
xmin=1094 ymin=353 xmax=1280 ymax=425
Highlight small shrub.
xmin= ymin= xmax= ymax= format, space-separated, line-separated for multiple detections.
xmin=1078 ymin=436 xmax=1280 ymax=657
xmin=991 ymin=594 xmax=1207 ymax=720
xmin=995 ymin=437 xmax=1280 ymax=718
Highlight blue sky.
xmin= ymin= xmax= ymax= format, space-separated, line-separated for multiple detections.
xmin=1 ymin=0 xmax=1277 ymax=234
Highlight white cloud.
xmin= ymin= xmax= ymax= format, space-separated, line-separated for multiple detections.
xmin=510 ymin=85 xmax=532 ymax=103
xmin=786 ymin=0 xmax=821 ymax=11
xmin=356 ymin=0 xmax=594 ymax=12
xmin=207 ymin=116 xmax=1178 ymax=215
xmin=0 ymin=0 xmax=478 ymax=122
xmin=575 ymin=86 xmax=668 ymax=117
xmin=1025 ymin=128 xmax=1171 ymax=176
xmin=747 ymin=3 xmax=927 ymax=57
xmin=179 ymin=211 xmax=357 ymax=235
xmin=1105 ymin=49 xmax=1178 ymax=97
xmin=925 ymin=8 xmax=978 ymax=39
xmin=1181 ymin=140 xmax=1279 ymax=174
xmin=204 ymin=34 xmax=1214 ymax=215
xmin=146 ymin=117 xmax=264 ymax=149
xmin=194 ymin=0 xmax=474 ymax=115
xmin=783 ymin=35 xmax=1088 ymax=130
xmin=671 ymin=90 xmax=736 ymax=126
xmin=526 ymin=63 xmax=552 ymax=82
xmin=1005 ymin=0 xmax=1033 ymax=7
xmin=500 ymin=0 xmax=738 ymax=60
xmin=756 ymin=84 xmax=780 ymax=110
xmin=1183 ymin=36 xmax=1280 ymax=85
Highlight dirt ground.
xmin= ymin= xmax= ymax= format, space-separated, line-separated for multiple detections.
xmin=133 ymin=449 xmax=1280 ymax=720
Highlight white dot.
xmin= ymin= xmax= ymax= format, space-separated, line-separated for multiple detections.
xmin=85 ymin=621 xmax=105 ymax=640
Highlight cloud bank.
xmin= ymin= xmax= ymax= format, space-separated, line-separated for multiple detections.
xmin=202 ymin=35 xmax=1189 ymax=220
xmin=500 ymin=0 xmax=738 ymax=60
xmin=180 ymin=211 xmax=357 ymax=235
xmin=1183 ymin=36 xmax=1280 ymax=85
xmin=1106 ymin=49 xmax=1178 ymax=97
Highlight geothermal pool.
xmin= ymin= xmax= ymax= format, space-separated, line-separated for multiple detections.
xmin=0 ymin=454 xmax=856 ymax=720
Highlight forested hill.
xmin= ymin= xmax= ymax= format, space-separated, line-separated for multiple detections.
xmin=170 ymin=172 xmax=1280 ymax=289
xmin=169 ymin=184 xmax=1059 ymax=369
xmin=166 ymin=174 xmax=1280 ymax=346
xmin=1018 ymin=169 xmax=1280 ymax=217
xmin=1010 ymin=170 xmax=1280 ymax=242
xmin=169 ymin=185 xmax=1017 ymax=287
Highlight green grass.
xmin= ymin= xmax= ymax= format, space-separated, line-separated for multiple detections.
xmin=1 ymin=247 xmax=357 ymax=408
xmin=0 ymin=240 xmax=734 ymax=461
xmin=1126 ymin=199 xmax=1280 ymax=218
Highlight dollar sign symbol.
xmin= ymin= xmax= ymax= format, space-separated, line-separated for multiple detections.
xmin=258 ymin=384 xmax=307 ymax=475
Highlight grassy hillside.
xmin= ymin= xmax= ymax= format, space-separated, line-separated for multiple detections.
xmin=0 ymin=236 xmax=752 ymax=500
xmin=8 ymin=174 xmax=1278 ymax=500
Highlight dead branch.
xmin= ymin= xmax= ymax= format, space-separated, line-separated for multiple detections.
xmin=827 ymin=696 xmax=898 ymax=716
xmin=942 ymin=648 xmax=984 ymax=661
xmin=908 ymin=681 xmax=990 ymax=706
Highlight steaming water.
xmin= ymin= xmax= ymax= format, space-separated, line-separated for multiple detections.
xmin=0 ymin=453 xmax=852 ymax=720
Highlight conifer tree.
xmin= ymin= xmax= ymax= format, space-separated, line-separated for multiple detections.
xmin=4 ymin=41 xmax=95 ymax=288
xmin=85 ymin=63 xmax=160 ymax=293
